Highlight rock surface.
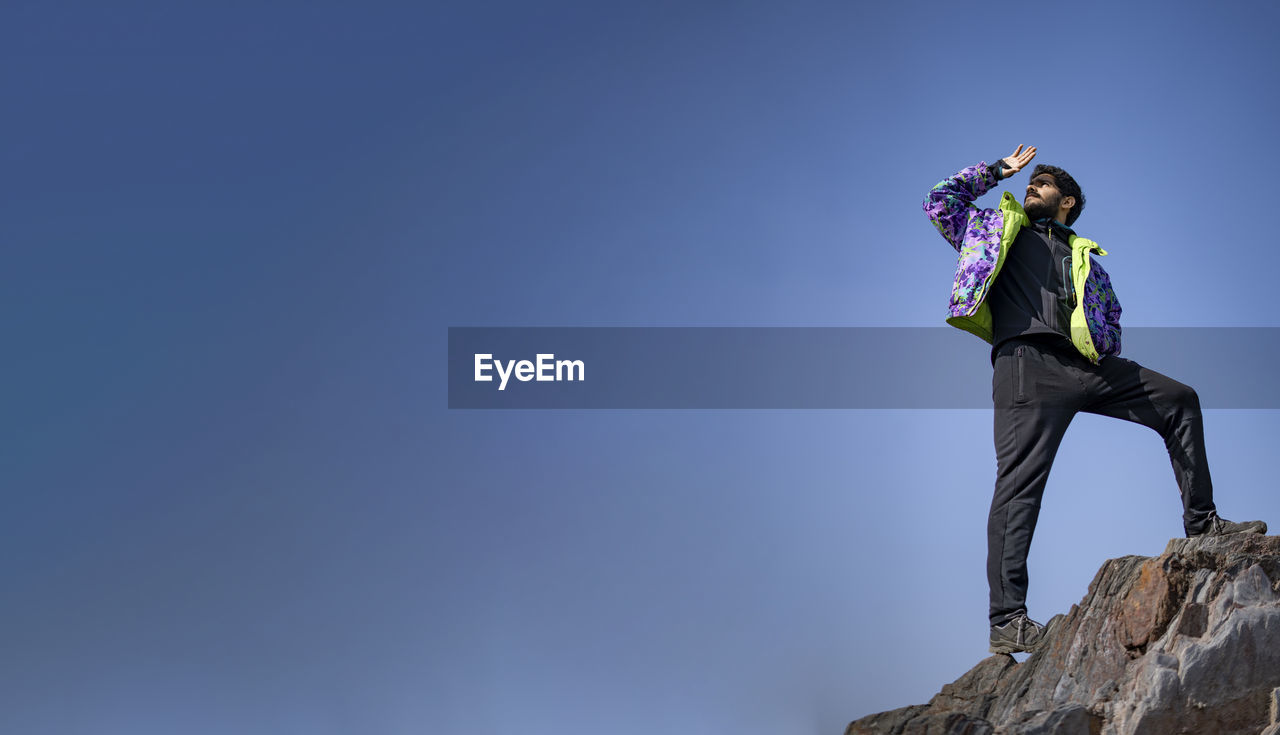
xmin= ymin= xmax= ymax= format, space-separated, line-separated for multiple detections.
xmin=846 ymin=534 xmax=1280 ymax=735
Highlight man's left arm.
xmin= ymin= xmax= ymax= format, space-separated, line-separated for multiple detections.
xmin=1086 ymin=263 xmax=1123 ymax=357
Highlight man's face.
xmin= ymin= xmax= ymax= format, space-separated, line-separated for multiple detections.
xmin=1024 ymin=173 xmax=1064 ymax=222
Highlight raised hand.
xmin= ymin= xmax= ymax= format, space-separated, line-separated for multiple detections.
xmin=998 ymin=145 xmax=1037 ymax=179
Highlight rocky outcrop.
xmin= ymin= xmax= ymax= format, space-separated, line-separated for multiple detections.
xmin=846 ymin=534 xmax=1280 ymax=735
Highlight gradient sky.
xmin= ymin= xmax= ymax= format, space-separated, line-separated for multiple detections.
xmin=5 ymin=2 xmax=1280 ymax=734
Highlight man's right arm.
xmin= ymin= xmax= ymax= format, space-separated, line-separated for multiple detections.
xmin=922 ymin=145 xmax=1036 ymax=251
xmin=922 ymin=164 xmax=1001 ymax=251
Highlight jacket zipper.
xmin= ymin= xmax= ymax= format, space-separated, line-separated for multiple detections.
xmin=1048 ymin=224 xmax=1056 ymax=301
xmin=1053 ymin=224 xmax=1076 ymax=309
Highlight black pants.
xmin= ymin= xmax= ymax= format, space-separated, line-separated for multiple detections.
xmin=988 ymin=336 xmax=1217 ymax=626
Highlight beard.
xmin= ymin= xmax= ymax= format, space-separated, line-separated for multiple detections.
xmin=1023 ymin=196 xmax=1061 ymax=222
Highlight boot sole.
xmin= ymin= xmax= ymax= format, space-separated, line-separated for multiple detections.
xmin=1189 ymin=522 xmax=1268 ymax=539
xmin=988 ymin=641 xmax=1040 ymax=655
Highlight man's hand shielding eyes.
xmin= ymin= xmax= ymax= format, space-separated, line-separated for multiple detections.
xmin=998 ymin=144 xmax=1037 ymax=179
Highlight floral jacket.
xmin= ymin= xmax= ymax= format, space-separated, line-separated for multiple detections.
xmin=922 ymin=162 xmax=1122 ymax=363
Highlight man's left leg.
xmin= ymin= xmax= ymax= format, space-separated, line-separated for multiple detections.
xmin=1080 ymin=356 xmax=1266 ymax=537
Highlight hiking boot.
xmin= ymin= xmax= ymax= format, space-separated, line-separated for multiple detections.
xmin=989 ymin=613 xmax=1048 ymax=655
xmin=1188 ymin=514 xmax=1267 ymax=538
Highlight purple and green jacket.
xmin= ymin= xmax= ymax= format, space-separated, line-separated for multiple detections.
xmin=922 ymin=162 xmax=1122 ymax=364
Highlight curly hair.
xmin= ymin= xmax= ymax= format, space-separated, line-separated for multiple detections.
xmin=1030 ymin=164 xmax=1085 ymax=226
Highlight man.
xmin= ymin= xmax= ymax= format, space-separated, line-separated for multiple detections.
xmin=922 ymin=145 xmax=1268 ymax=655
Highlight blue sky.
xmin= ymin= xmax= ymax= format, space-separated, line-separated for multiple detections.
xmin=4 ymin=2 xmax=1279 ymax=734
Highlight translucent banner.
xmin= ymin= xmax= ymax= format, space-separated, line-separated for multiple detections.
xmin=447 ymin=327 xmax=1280 ymax=409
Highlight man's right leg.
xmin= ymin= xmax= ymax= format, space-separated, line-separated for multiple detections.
xmin=989 ymin=341 xmax=1083 ymax=627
